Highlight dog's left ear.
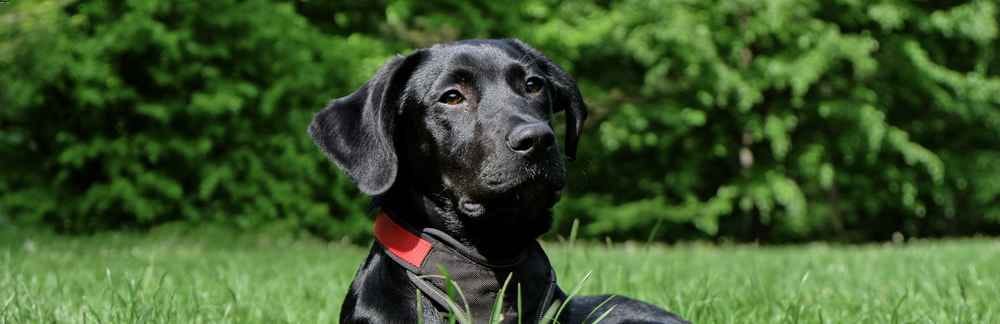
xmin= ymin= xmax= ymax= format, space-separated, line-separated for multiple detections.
xmin=504 ymin=39 xmax=589 ymax=160
xmin=309 ymin=51 xmax=427 ymax=195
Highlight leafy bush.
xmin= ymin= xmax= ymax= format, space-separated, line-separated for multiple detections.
xmin=530 ymin=0 xmax=1000 ymax=242
xmin=0 ymin=0 xmax=394 ymax=240
xmin=2 ymin=0 xmax=998 ymax=242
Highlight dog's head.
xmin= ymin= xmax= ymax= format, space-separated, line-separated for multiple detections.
xmin=309 ymin=39 xmax=587 ymax=239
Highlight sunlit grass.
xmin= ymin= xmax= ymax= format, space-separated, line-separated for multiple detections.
xmin=2 ymin=226 xmax=999 ymax=323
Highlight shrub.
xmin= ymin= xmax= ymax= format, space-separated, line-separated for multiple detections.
xmin=0 ymin=0 xmax=394 ymax=240
xmin=3 ymin=0 xmax=998 ymax=242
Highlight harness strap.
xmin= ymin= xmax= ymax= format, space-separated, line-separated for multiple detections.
xmin=373 ymin=211 xmax=560 ymax=323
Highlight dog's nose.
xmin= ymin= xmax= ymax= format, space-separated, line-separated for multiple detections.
xmin=507 ymin=123 xmax=555 ymax=156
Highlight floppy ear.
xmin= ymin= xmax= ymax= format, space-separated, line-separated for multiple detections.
xmin=505 ymin=39 xmax=589 ymax=160
xmin=309 ymin=51 xmax=426 ymax=195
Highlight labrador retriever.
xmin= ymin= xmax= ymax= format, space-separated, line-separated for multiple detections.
xmin=310 ymin=38 xmax=688 ymax=324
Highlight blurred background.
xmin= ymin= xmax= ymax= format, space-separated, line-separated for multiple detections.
xmin=2 ymin=0 xmax=998 ymax=244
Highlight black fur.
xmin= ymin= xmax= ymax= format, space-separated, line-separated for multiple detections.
xmin=310 ymin=39 xmax=688 ymax=324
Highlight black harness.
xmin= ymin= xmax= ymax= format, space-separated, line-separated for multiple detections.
xmin=374 ymin=212 xmax=560 ymax=323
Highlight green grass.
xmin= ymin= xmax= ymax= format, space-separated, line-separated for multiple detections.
xmin=2 ymin=226 xmax=999 ymax=323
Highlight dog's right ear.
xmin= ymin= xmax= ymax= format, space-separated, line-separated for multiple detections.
xmin=309 ymin=51 xmax=427 ymax=196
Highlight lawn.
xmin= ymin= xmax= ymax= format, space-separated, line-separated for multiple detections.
xmin=2 ymin=225 xmax=998 ymax=323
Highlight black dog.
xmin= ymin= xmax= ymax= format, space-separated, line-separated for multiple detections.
xmin=310 ymin=39 xmax=687 ymax=324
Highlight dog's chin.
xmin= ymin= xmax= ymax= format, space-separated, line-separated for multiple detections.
xmin=459 ymin=192 xmax=557 ymax=242
xmin=457 ymin=178 xmax=563 ymax=228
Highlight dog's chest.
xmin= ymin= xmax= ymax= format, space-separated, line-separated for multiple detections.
xmin=410 ymin=242 xmax=558 ymax=322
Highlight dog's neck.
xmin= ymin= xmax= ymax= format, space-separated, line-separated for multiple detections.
xmin=378 ymin=187 xmax=543 ymax=261
xmin=372 ymin=210 xmax=559 ymax=321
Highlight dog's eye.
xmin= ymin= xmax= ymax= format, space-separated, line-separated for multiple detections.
xmin=525 ymin=77 xmax=544 ymax=94
xmin=439 ymin=90 xmax=465 ymax=105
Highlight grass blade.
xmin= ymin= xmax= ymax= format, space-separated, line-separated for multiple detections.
xmin=646 ymin=219 xmax=663 ymax=245
xmin=582 ymin=295 xmax=617 ymax=323
xmin=517 ymin=283 xmax=523 ymax=324
xmin=538 ymin=298 xmax=562 ymax=324
xmin=435 ymin=265 xmax=472 ymax=324
xmin=416 ymin=288 xmax=424 ymax=324
xmin=490 ymin=273 xmax=513 ymax=324
xmin=569 ymin=219 xmax=579 ymax=249
xmin=553 ymin=271 xmax=593 ymax=322
xmin=590 ymin=304 xmax=618 ymax=324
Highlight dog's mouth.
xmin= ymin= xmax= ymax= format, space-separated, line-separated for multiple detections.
xmin=458 ymin=176 xmax=563 ymax=218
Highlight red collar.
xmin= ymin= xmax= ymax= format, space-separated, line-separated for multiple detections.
xmin=373 ymin=211 xmax=432 ymax=268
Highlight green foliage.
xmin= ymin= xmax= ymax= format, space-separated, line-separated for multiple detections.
xmin=2 ymin=0 xmax=998 ymax=242
xmin=535 ymin=0 xmax=1000 ymax=242
xmin=0 ymin=0 xmax=390 ymax=239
